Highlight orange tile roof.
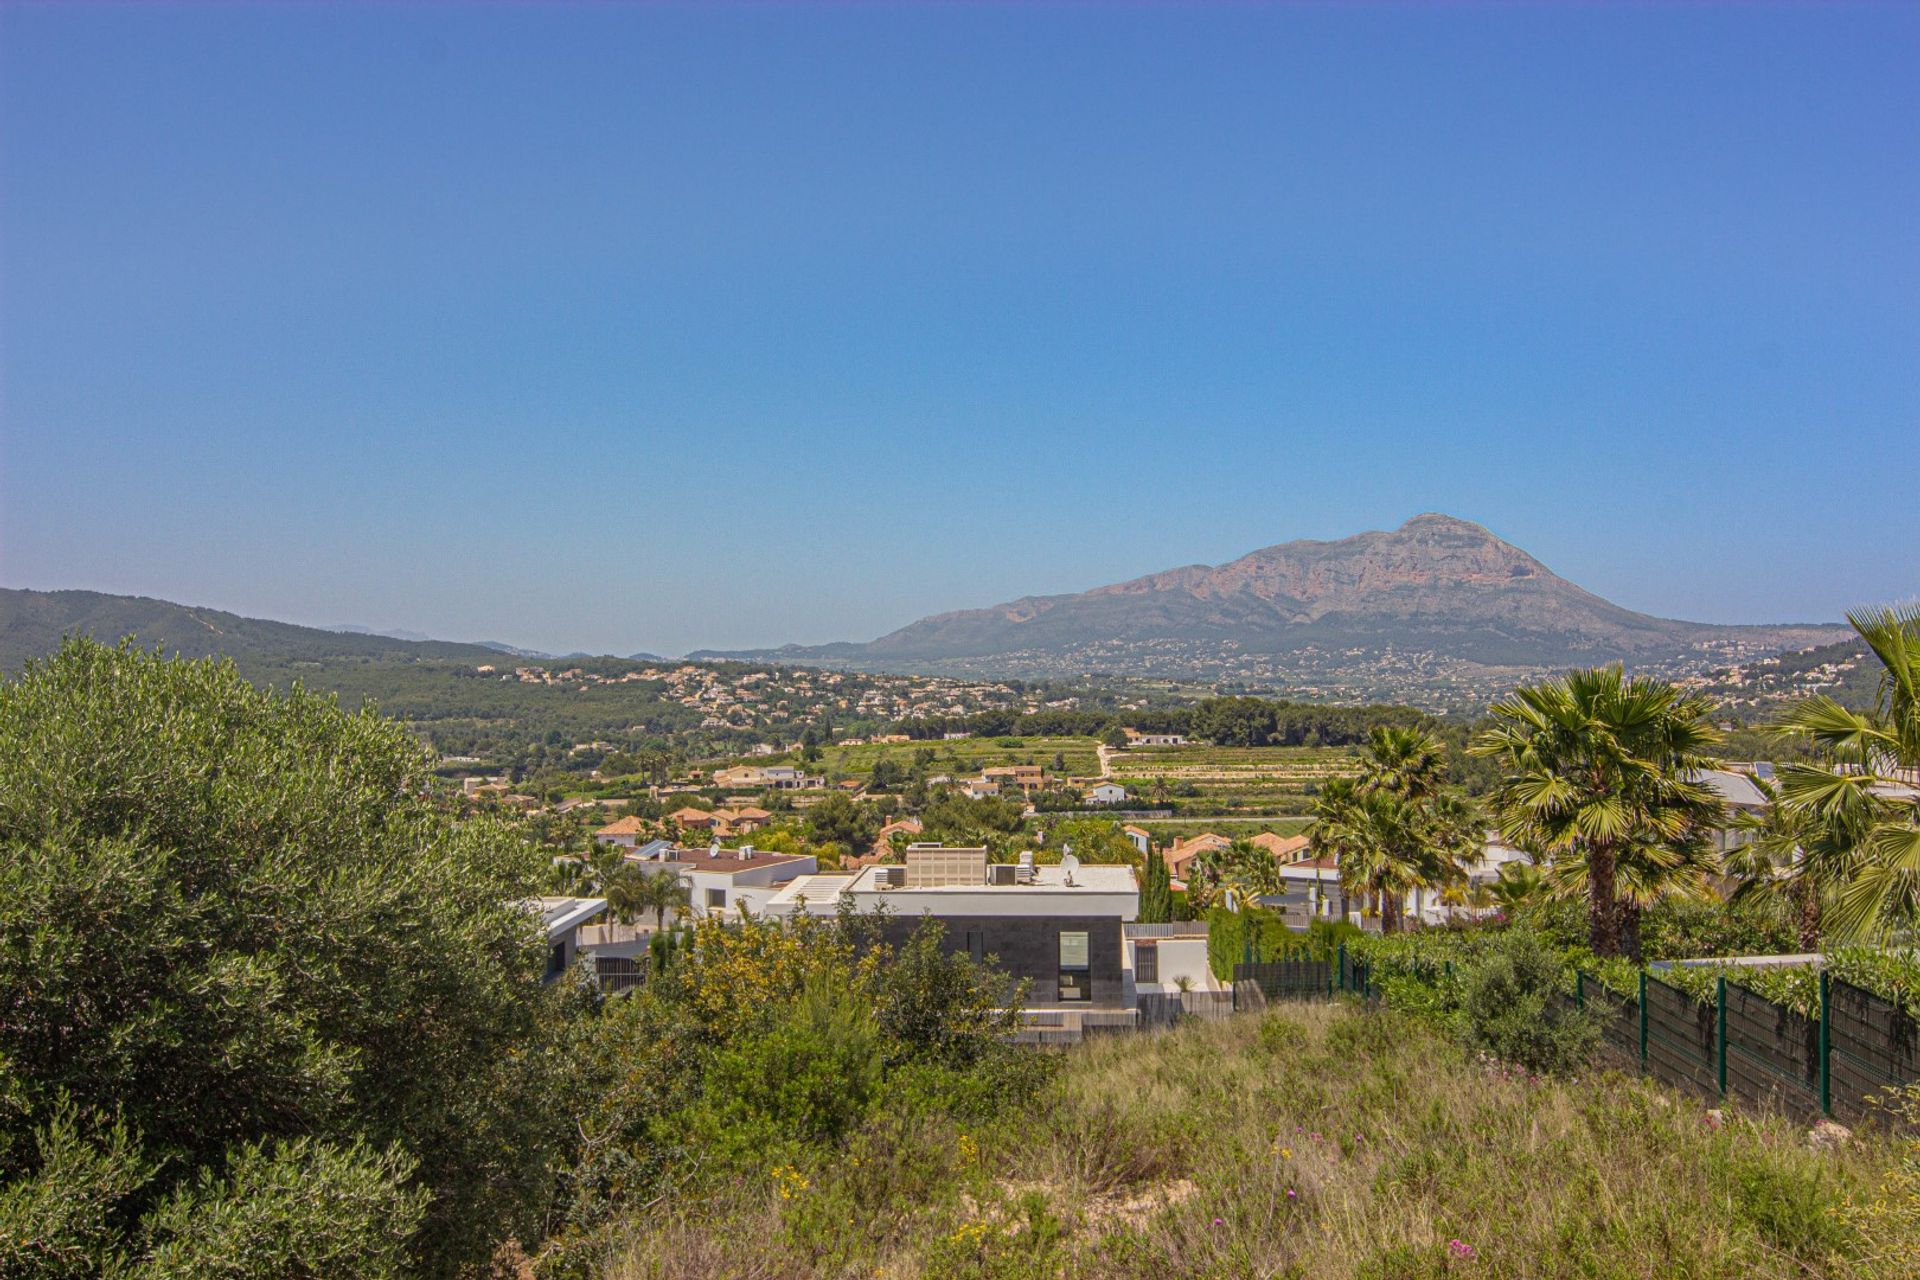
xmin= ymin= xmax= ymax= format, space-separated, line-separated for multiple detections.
xmin=1252 ymin=832 xmax=1312 ymax=860
xmin=1165 ymin=833 xmax=1231 ymax=875
xmin=595 ymin=816 xmax=648 ymax=836
xmin=668 ymin=807 xmax=716 ymax=825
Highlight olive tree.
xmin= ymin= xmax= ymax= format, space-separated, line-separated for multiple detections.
xmin=0 ymin=640 xmax=584 ymax=1278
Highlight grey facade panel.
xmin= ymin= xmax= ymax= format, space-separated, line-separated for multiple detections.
xmin=877 ymin=912 xmax=1127 ymax=1007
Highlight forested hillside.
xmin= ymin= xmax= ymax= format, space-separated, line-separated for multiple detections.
xmin=0 ymin=588 xmax=501 ymax=669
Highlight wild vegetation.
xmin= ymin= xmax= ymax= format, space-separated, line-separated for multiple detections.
xmin=8 ymin=606 xmax=1920 ymax=1278
xmin=594 ymin=1001 xmax=1916 ymax=1280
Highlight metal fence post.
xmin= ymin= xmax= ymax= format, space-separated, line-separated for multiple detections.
xmin=1638 ymin=970 xmax=1649 ymax=1075
xmin=1716 ymin=976 xmax=1728 ymax=1099
xmin=1819 ymin=969 xmax=1832 ymax=1116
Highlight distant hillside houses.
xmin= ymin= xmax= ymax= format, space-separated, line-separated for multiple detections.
xmin=1122 ymin=728 xmax=1187 ymax=746
xmin=957 ymin=763 xmax=1052 ymax=800
xmin=662 ymin=805 xmax=773 ymax=837
xmin=711 ymin=764 xmax=821 ymax=790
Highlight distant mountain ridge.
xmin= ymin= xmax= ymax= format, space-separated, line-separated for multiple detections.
xmin=0 ymin=589 xmax=512 ymax=670
xmin=696 ymin=515 xmax=1849 ymax=702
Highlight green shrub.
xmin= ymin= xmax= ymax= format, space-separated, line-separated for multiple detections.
xmin=1653 ymin=947 xmax=1920 ymax=1024
xmin=136 ymin=1138 xmax=426 ymax=1280
xmin=1304 ymin=917 xmax=1363 ymax=962
xmin=1207 ymin=906 xmax=1303 ymax=980
xmin=683 ymin=983 xmax=886 ymax=1165
xmin=1458 ymin=931 xmax=1602 ymax=1074
xmin=1207 ymin=907 xmax=1248 ymax=981
xmin=0 ymin=640 xmax=575 ymax=1278
xmin=0 ymin=1105 xmax=152 ymax=1280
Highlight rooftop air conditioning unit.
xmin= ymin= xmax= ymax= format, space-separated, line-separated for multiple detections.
xmin=875 ymin=866 xmax=906 ymax=889
xmin=989 ymin=864 xmax=1018 ymax=886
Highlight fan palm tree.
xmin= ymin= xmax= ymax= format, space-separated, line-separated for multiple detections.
xmin=573 ymin=837 xmax=629 ymax=896
xmin=1311 ymin=787 xmax=1431 ymax=932
xmin=1487 ymin=860 xmax=1546 ymax=915
xmin=1220 ymin=838 xmax=1286 ymax=902
xmin=1723 ymin=777 xmax=1833 ymax=950
xmin=1361 ymin=726 xmax=1447 ymax=800
xmin=1770 ymin=605 xmax=1920 ymax=941
xmin=603 ymin=863 xmax=652 ymax=928
xmin=635 ymin=868 xmax=693 ymax=931
xmin=1471 ymin=666 xmax=1725 ymax=959
xmin=1311 ymin=733 xmax=1479 ymax=932
xmin=1310 ymin=775 xmax=1366 ymax=920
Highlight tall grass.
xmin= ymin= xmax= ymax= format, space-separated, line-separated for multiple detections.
xmin=599 ymin=1002 xmax=1912 ymax=1279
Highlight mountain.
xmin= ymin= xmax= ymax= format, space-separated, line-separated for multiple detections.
xmin=696 ymin=515 xmax=1850 ymax=707
xmin=0 ymin=589 xmax=508 ymax=671
xmin=331 ymin=624 xmax=436 ymax=643
xmin=475 ymin=640 xmax=556 ymax=659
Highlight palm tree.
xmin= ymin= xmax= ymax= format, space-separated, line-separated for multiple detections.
xmin=603 ymin=863 xmax=652 ymax=929
xmin=1185 ymin=841 xmax=1278 ymax=911
xmin=1723 ymin=777 xmax=1833 ymax=950
xmin=1310 ymin=733 xmax=1479 ymax=933
xmin=1770 ymin=606 xmax=1920 ymax=941
xmin=1310 ymin=775 xmax=1366 ymax=920
xmin=1361 ymin=726 xmax=1446 ymax=799
xmin=641 ymin=869 xmax=693 ymax=931
xmin=1221 ymin=838 xmax=1285 ymax=903
xmin=1471 ymin=666 xmax=1725 ymax=959
xmin=1488 ymin=860 xmax=1546 ymax=915
xmin=573 ymin=837 xmax=629 ymax=896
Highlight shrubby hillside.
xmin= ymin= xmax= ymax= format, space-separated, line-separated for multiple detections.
xmin=0 ymin=587 xmax=504 ymax=669
xmin=6 ymin=641 xmax=1920 ymax=1279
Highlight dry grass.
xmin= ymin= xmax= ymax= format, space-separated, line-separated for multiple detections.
xmin=598 ymin=1002 xmax=1914 ymax=1280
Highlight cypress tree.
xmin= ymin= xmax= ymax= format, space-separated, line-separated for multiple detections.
xmin=1140 ymin=847 xmax=1173 ymax=923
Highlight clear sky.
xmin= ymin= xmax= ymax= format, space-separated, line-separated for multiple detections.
xmin=2 ymin=3 xmax=1915 ymax=657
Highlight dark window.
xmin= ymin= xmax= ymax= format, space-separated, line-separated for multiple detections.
xmin=1135 ymin=941 xmax=1158 ymax=985
xmin=706 ymin=888 xmax=726 ymax=910
xmin=546 ymin=942 xmax=567 ymax=980
xmin=966 ymin=930 xmax=986 ymax=963
xmin=1058 ymin=930 xmax=1090 ymax=1001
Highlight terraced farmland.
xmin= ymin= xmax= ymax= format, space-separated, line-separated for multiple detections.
xmin=822 ymin=734 xmax=1103 ymax=782
xmin=1109 ymin=744 xmax=1363 ymax=816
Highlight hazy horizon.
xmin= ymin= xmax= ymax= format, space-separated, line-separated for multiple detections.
xmin=4 ymin=4 xmax=1916 ymax=656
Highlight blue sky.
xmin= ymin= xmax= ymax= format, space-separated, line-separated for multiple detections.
xmin=2 ymin=3 xmax=1915 ymax=657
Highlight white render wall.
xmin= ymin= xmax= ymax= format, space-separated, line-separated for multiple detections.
xmin=1126 ymin=936 xmax=1216 ymax=993
xmin=841 ymin=885 xmax=1138 ymax=921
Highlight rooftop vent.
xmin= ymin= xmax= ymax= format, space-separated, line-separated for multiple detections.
xmin=875 ymin=866 xmax=907 ymax=889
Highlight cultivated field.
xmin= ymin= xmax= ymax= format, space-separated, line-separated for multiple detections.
xmin=820 ymin=735 xmax=1104 ymax=782
xmin=1108 ymin=744 xmax=1363 ymax=816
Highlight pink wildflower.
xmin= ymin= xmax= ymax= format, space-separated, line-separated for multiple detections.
xmin=1447 ymin=1239 xmax=1475 ymax=1259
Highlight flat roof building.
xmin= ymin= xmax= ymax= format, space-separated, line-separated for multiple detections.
xmin=766 ymin=847 xmax=1138 ymax=1008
